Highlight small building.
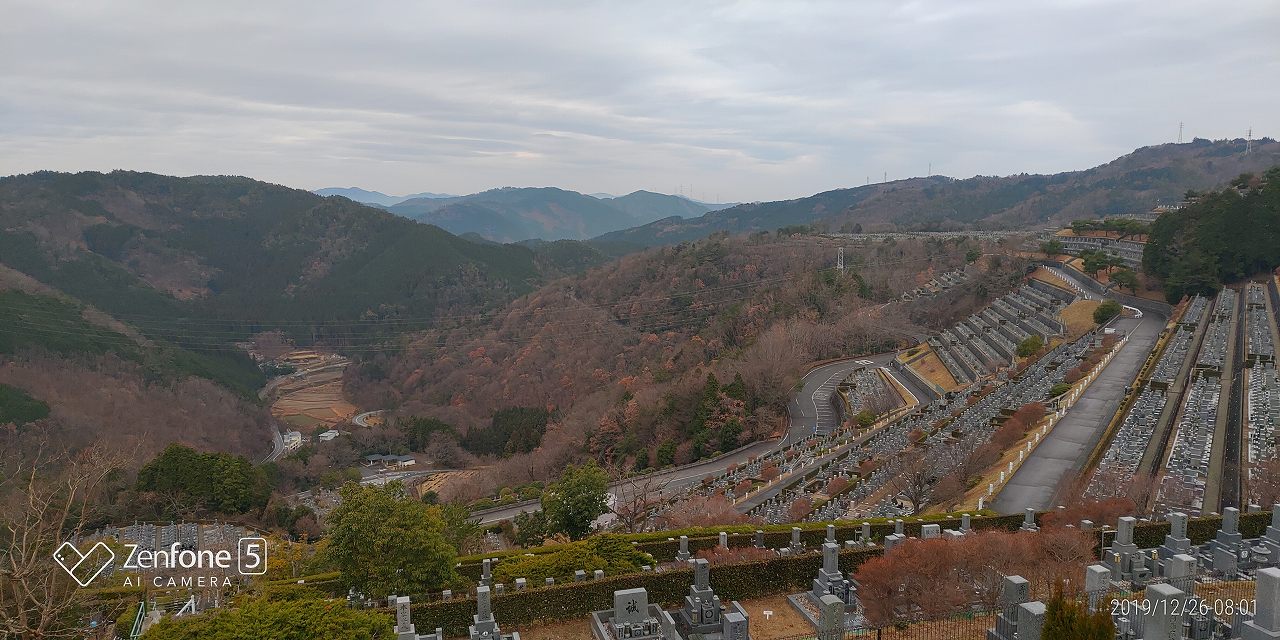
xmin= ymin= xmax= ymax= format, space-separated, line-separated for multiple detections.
xmin=282 ymin=430 xmax=303 ymax=450
xmin=317 ymin=429 xmax=340 ymax=442
xmin=363 ymin=453 xmax=416 ymax=469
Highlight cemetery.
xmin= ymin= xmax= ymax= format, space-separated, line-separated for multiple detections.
xmin=383 ymin=508 xmax=1280 ymax=639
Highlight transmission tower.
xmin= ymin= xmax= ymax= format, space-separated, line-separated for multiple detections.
xmin=1246 ymin=127 xmax=1253 ymax=154
xmin=837 ymin=247 xmax=845 ymax=272
xmin=1178 ymin=122 xmax=1183 ymax=144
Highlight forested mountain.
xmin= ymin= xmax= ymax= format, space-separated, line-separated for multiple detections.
xmin=386 ymin=187 xmax=722 ymax=242
xmin=345 ymin=232 xmax=1025 ymax=500
xmin=600 ymin=190 xmax=731 ymax=221
xmin=0 ymin=171 xmax=603 ymax=462
xmin=0 ymin=172 xmax=612 ymax=345
xmin=596 ymin=139 xmax=1280 ymax=247
xmin=1143 ymin=167 xmax=1280 ymax=301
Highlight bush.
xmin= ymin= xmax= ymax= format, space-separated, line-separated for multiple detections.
xmin=1017 ymin=335 xmax=1045 ymax=358
xmin=1093 ymin=299 xmax=1122 ymax=324
xmin=493 ymin=534 xmax=652 ymax=584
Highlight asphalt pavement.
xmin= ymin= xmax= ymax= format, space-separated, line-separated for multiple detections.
xmin=993 ymin=312 xmax=1165 ymax=513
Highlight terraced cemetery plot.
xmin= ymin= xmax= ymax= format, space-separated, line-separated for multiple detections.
xmin=909 ymin=349 xmax=961 ymax=391
xmin=1058 ymin=299 xmax=1101 ymax=339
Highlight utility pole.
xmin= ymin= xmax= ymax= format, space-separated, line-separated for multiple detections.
xmin=837 ymin=247 xmax=845 ymax=272
xmin=928 ymin=162 xmax=932 ymax=176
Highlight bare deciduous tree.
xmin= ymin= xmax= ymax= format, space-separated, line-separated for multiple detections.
xmin=887 ymin=452 xmax=935 ymax=514
xmin=1 ymin=438 xmax=126 ymax=639
xmin=606 ymin=465 xmax=670 ymax=534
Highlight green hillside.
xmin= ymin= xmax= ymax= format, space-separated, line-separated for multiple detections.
xmin=0 ymin=171 xmax=555 ymax=346
xmin=0 ymin=171 xmax=602 ymax=398
xmin=1143 ymin=167 xmax=1280 ymax=301
xmin=0 ymin=384 xmax=50 ymax=425
xmin=0 ymin=290 xmax=265 ymax=397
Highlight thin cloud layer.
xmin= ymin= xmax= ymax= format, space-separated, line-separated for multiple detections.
xmin=2 ymin=0 xmax=1276 ymax=201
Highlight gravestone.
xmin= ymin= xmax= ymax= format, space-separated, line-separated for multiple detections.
xmin=1020 ymin=508 xmax=1038 ymax=532
xmin=961 ymin=513 xmax=971 ymax=532
xmin=1240 ymin=567 xmax=1280 ymax=640
xmin=1083 ymin=564 xmax=1111 ymax=612
xmin=809 ymin=543 xmax=853 ymax=607
xmin=1262 ymin=505 xmax=1280 ymax=562
xmin=883 ymin=533 xmax=904 ymax=551
xmin=514 ymin=578 xmax=526 ymax=591
xmin=389 ymin=595 xmax=444 ymax=640
xmin=480 ymin=558 xmax=492 ymax=586
xmin=1163 ymin=553 xmax=1197 ymax=594
xmin=1106 ymin=516 xmax=1150 ymax=585
xmin=1016 ymin=601 xmax=1046 ymax=640
xmin=677 ymin=535 xmax=690 ymax=562
xmin=986 ymin=575 xmax=1030 ymax=640
xmin=594 ymin=569 xmax=604 ymax=581
xmin=1158 ymin=512 xmax=1191 ymax=559
xmin=1141 ymin=583 xmax=1186 ymax=640
xmin=589 ymin=587 xmax=682 ymax=640
xmin=1212 ymin=507 xmax=1246 ymax=576
xmin=921 ymin=524 xmax=940 ymax=539
xmin=468 ymin=585 xmax=519 ymax=640
xmin=575 ymin=570 xmax=587 ymax=582
xmin=719 ymin=532 xmax=728 ymax=548
xmin=826 ymin=524 xmax=836 ymax=543
xmin=817 ymin=594 xmax=845 ymax=640
xmin=676 ymin=559 xmax=723 ymax=635
xmin=394 ymin=595 xmax=414 ymax=636
xmin=722 ymin=610 xmax=750 ymax=640
xmin=754 ymin=530 xmax=764 ymax=549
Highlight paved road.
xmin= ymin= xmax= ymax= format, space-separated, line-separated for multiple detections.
xmin=994 ymin=314 xmax=1163 ymax=512
xmin=353 ymin=410 xmax=384 ymax=427
xmin=475 ymin=352 xmax=925 ymax=525
xmin=994 ymin=275 xmax=1170 ymax=514
xmin=785 ymin=352 xmax=930 ymax=442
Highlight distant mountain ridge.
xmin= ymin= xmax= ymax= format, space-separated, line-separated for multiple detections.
xmin=313 ymin=186 xmax=455 ymax=206
xmin=385 ymin=187 xmax=730 ymax=242
xmin=594 ymin=138 xmax=1280 ymax=247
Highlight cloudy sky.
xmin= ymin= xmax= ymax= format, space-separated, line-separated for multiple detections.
xmin=3 ymin=1 xmax=1277 ymax=202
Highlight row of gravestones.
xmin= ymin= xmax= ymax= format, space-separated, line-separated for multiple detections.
xmin=985 ymin=566 xmax=1280 ymax=640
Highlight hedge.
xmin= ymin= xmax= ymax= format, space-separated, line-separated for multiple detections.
xmin=454 ymin=509 xmax=1276 ymax=582
xmin=454 ymin=511 xmax=1007 ymax=579
xmin=412 ymin=546 xmax=884 ymax=636
xmin=1114 ymin=511 xmax=1273 ymax=551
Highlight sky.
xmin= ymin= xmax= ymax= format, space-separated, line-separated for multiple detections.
xmin=2 ymin=1 xmax=1278 ymax=202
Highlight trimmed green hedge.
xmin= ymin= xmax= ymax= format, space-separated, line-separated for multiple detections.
xmin=1118 ymin=511 xmax=1272 ymax=551
xmin=455 ymin=511 xmax=1007 ymax=579
xmin=413 ymin=547 xmax=884 ymax=636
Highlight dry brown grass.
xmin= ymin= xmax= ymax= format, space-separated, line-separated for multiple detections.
xmin=269 ymin=369 xmax=358 ymax=427
xmin=1059 ymin=300 xmax=1101 ymax=340
xmin=909 ymin=348 xmax=961 ymax=392
xmin=1029 ymin=267 xmax=1072 ymax=292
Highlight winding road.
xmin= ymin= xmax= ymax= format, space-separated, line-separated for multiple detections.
xmin=474 ymin=352 xmax=928 ymax=524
